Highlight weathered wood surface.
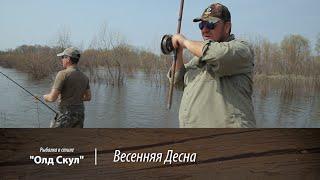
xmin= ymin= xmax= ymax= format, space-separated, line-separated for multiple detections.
xmin=0 ymin=129 xmax=320 ymax=179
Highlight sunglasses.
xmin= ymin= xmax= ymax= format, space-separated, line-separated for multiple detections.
xmin=61 ymin=55 xmax=69 ymax=59
xmin=199 ymin=21 xmax=219 ymax=30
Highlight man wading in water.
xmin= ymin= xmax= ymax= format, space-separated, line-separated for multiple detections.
xmin=44 ymin=47 xmax=91 ymax=128
xmin=168 ymin=3 xmax=255 ymax=128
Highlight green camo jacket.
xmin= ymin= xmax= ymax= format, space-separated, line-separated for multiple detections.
xmin=169 ymin=35 xmax=256 ymax=128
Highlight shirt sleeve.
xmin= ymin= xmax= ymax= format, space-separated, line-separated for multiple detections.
xmin=52 ymin=71 xmax=65 ymax=91
xmin=199 ymin=39 xmax=254 ymax=76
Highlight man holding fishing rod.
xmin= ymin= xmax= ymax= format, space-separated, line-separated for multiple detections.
xmin=168 ymin=3 xmax=255 ymax=128
xmin=43 ymin=47 xmax=91 ymax=128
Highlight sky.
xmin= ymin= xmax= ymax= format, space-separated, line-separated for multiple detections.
xmin=0 ymin=0 xmax=319 ymax=53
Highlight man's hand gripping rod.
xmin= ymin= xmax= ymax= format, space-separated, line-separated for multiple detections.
xmin=167 ymin=0 xmax=185 ymax=110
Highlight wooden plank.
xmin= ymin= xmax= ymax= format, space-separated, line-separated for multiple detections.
xmin=0 ymin=129 xmax=320 ymax=179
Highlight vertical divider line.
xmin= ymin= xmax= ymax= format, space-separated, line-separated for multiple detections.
xmin=95 ymin=148 xmax=97 ymax=165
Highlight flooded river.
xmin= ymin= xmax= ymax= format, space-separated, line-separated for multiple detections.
xmin=0 ymin=66 xmax=319 ymax=128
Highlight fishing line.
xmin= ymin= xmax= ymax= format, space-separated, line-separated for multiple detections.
xmin=0 ymin=71 xmax=59 ymax=119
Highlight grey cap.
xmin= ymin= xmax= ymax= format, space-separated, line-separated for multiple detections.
xmin=57 ymin=47 xmax=80 ymax=59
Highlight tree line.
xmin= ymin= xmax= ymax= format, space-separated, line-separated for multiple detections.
xmin=0 ymin=33 xmax=319 ymax=92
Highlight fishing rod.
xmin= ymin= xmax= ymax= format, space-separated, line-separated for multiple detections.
xmin=0 ymin=71 xmax=59 ymax=120
xmin=161 ymin=0 xmax=185 ymax=110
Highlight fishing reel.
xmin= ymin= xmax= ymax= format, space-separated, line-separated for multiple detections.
xmin=161 ymin=34 xmax=175 ymax=55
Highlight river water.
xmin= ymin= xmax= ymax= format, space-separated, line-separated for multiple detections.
xmin=0 ymin=66 xmax=319 ymax=128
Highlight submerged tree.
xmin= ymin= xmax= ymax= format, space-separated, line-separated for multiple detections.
xmin=281 ymin=34 xmax=310 ymax=63
xmin=56 ymin=27 xmax=72 ymax=50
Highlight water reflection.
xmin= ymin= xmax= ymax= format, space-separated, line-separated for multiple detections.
xmin=0 ymin=66 xmax=319 ymax=128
